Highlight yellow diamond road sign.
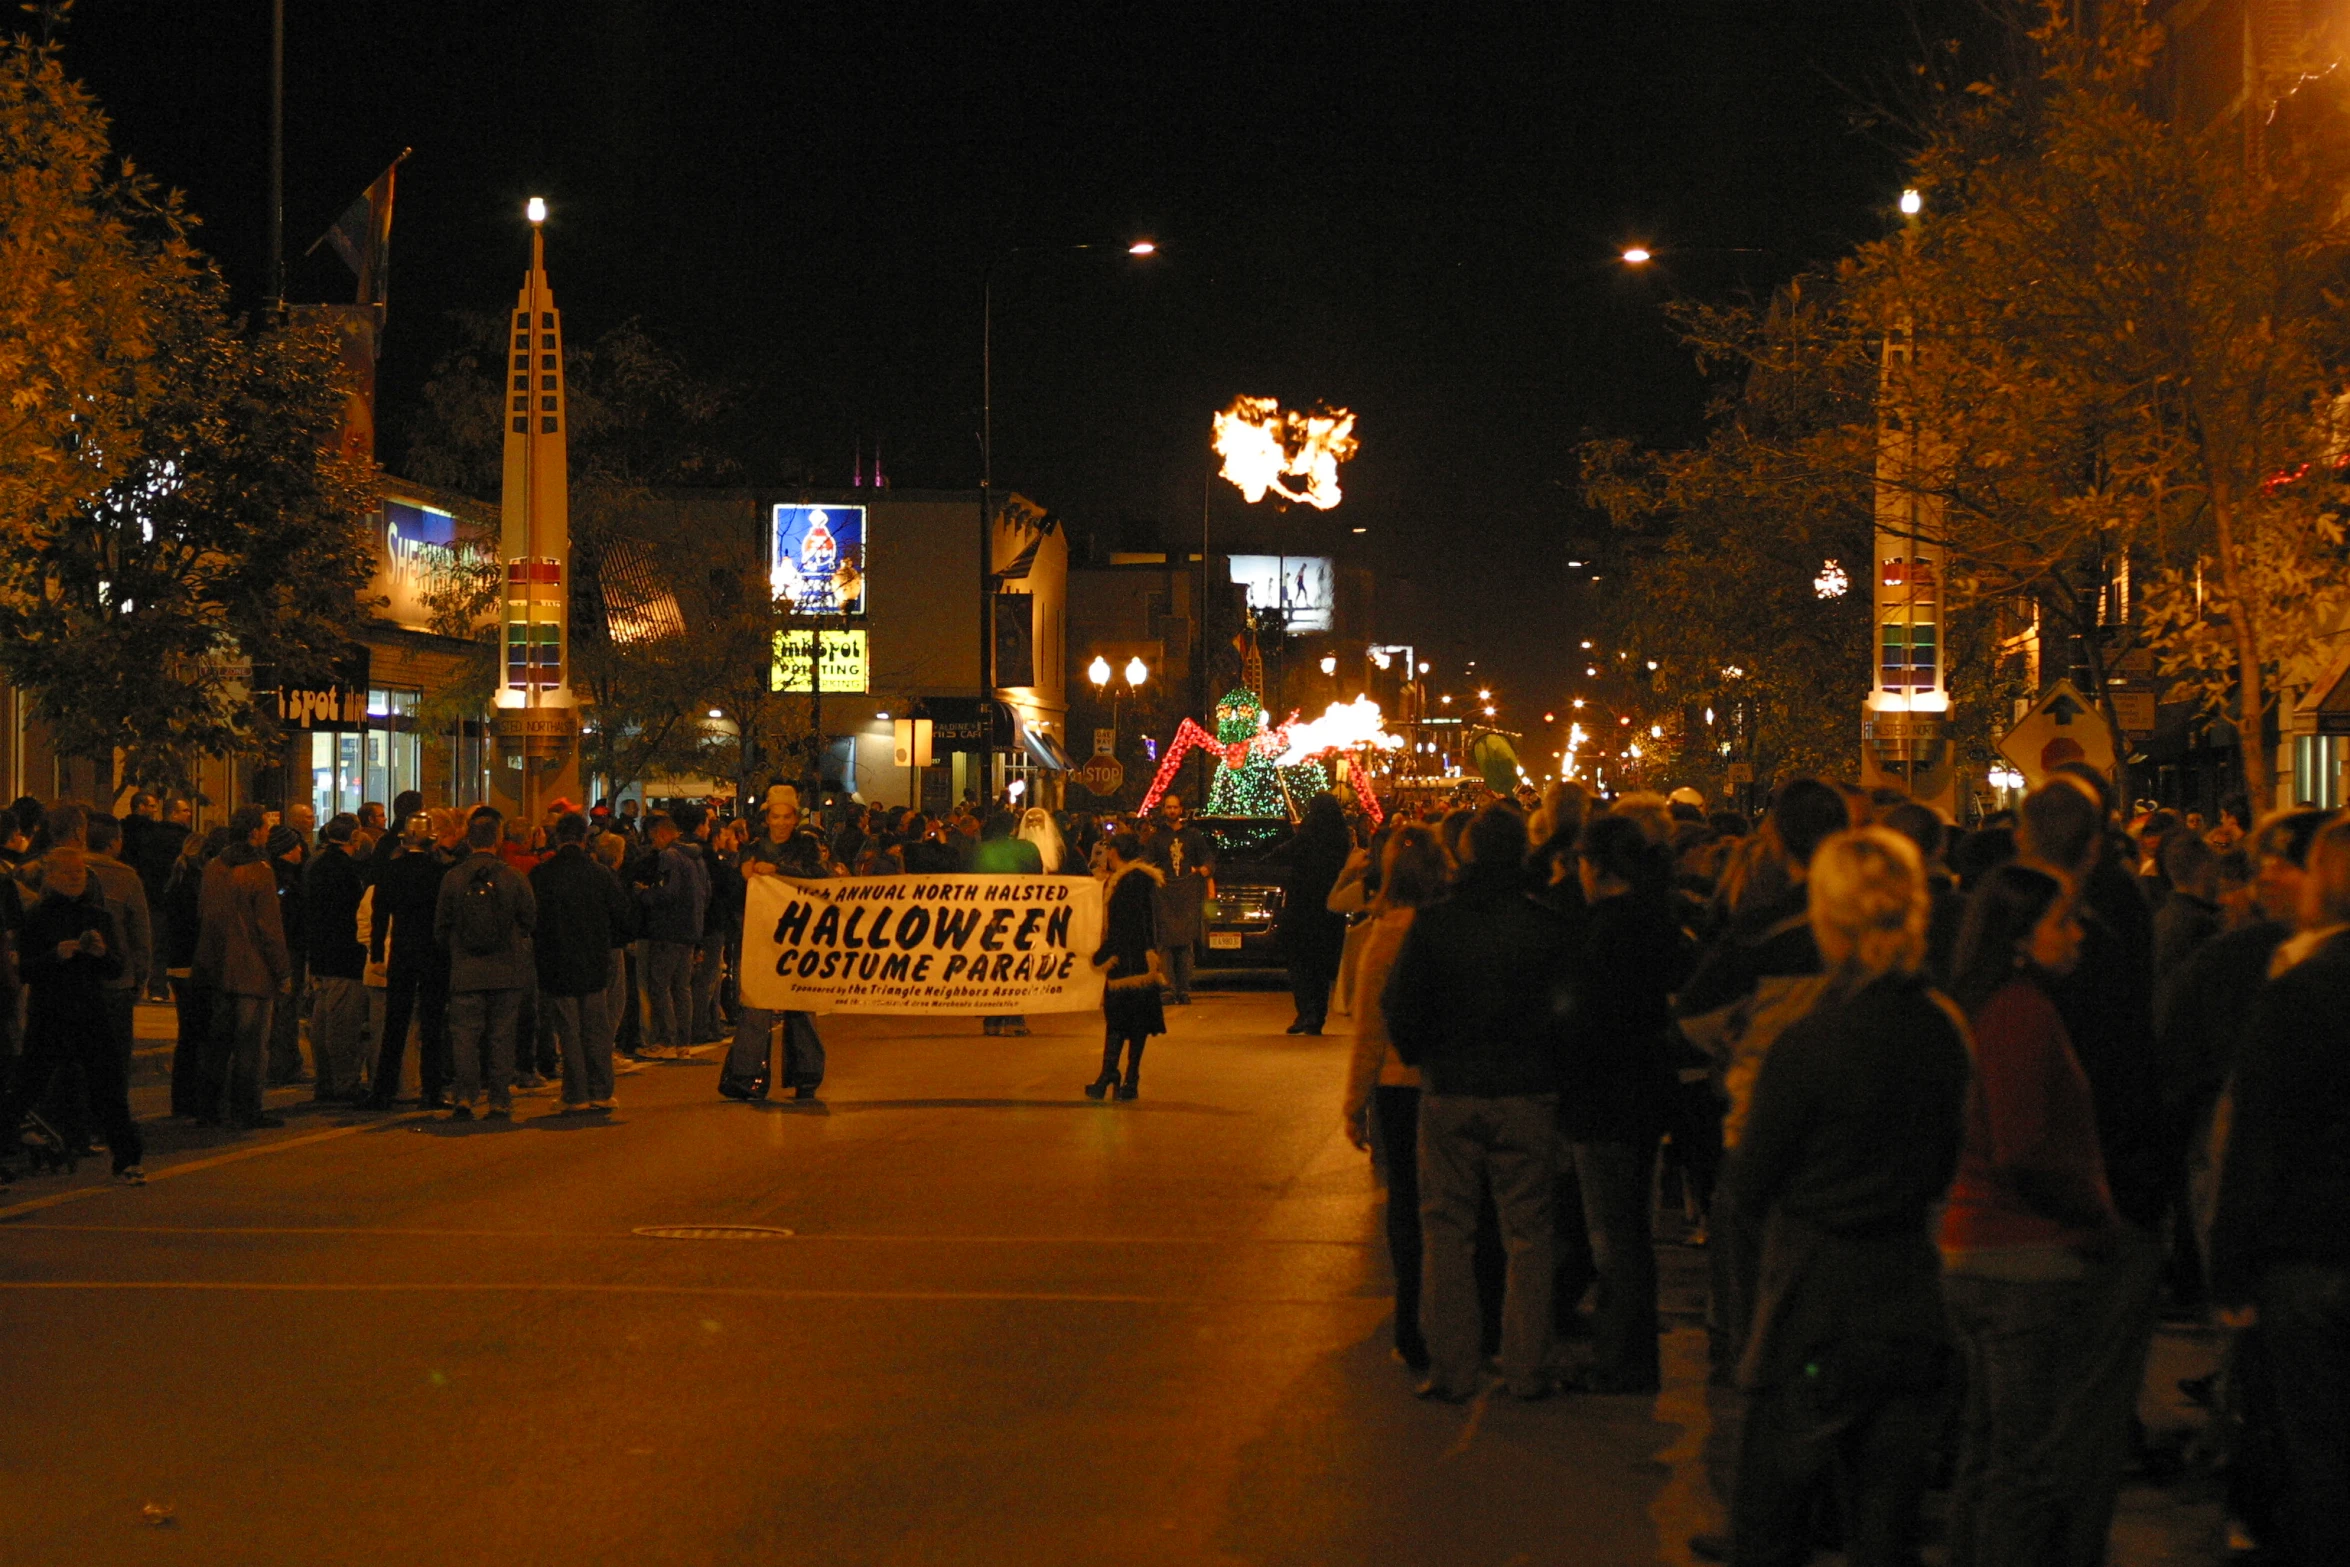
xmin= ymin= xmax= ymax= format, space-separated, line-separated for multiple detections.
xmin=1996 ymin=680 xmax=2116 ymax=790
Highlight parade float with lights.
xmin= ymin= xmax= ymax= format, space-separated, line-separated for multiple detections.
xmin=1143 ymin=394 xmax=1395 ymax=818
xmin=1139 ymin=690 xmax=1402 ymax=824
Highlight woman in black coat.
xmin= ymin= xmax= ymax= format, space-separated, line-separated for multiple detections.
xmin=1275 ymin=793 xmax=1352 ymax=1035
xmin=1087 ymin=832 xmax=1165 ymax=1101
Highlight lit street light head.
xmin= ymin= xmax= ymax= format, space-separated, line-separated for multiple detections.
xmin=1128 ymin=240 xmax=1157 ymax=255
xmin=1620 ymin=246 xmax=1651 ymax=265
xmin=1123 ymin=655 xmax=1149 ymax=687
xmin=526 ymin=196 xmax=547 ymax=225
xmin=1899 ymin=188 xmax=1923 ymax=216
xmin=1087 ymin=655 xmax=1111 ymax=689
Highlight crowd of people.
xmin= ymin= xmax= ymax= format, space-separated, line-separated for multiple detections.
xmin=1315 ymin=768 xmax=2343 ymax=1567
xmin=1 ymin=766 xmax=2338 ymax=1563
xmin=0 ymin=783 xmax=1165 ymax=1175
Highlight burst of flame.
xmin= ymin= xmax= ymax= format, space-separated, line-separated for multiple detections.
xmin=1274 ymin=696 xmax=1403 ymax=766
xmin=1212 ymin=396 xmax=1360 ymax=510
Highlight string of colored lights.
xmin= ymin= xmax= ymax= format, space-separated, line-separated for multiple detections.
xmin=1137 ymin=718 xmax=1219 ymax=815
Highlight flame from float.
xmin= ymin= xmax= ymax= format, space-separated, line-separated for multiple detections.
xmin=1275 ymin=696 xmax=1404 ymax=767
xmin=1212 ymin=396 xmax=1359 ymax=510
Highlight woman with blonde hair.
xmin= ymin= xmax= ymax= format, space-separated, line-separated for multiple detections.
xmin=1340 ymin=823 xmax=1449 ymax=1374
xmin=1717 ymin=826 xmax=1973 ymax=1566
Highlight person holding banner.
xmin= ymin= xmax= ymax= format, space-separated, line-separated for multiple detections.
xmin=721 ymin=786 xmax=832 ymax=1102
xmin=1086 ymin=832 xmax=1165 ymax=1101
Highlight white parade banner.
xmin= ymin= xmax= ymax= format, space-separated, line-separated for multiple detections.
xmin=740 ymin=874 xmax=1106 ymax=1015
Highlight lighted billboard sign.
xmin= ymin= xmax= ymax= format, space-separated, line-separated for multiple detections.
xmin=379 ymin=498 xmax=474 ymax=631
xmin=771 ymin=628 xmax=870 ymax=694
xmin=771 ymin=504 xmax=867 ymax=615
xmin=1228 ymin=554 xmax=1333 ymax=633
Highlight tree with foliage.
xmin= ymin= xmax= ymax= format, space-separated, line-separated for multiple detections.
xmin=1846 ymin=5 xmax=2350 ymax=803
xmin=1592 ymin=7 xmax=2350 ymax=806
xmin=0 ymin=31 xmax=374 ymax=798
xmin=1580 ymin=280 xmax=2006 ymax=789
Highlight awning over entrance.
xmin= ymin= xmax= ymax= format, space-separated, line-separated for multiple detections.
xmin=1020 ymin=724 xmax=1073 ymax=772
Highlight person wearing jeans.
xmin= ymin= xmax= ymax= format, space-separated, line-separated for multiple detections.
xmin=1417 ymin=1091 xmax=1559 ymax=1399
xmin=1938 ymin=861 xmax=2129 ymax=1567
xmin=1382 ymin=805 xmax=1578 ymax=1401
xmin=193 ymin=805 xmax=291 ymax=1129
xmin=433 ymin=809 xmax=537 ymax=1120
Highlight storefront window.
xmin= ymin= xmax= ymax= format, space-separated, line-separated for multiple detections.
xmin=310 ymin=687 xmax=423 ymax=823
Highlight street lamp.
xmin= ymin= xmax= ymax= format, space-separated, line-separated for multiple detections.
xmin=1090 ymin=653 xmax=1148 ymax=756
xmin=980 ymin=238 xmax=1160 ymax=720
xmin=525 ymin=196 xmax=547 ymax=225
xmin=1899 ymin=188 xmax=1924 ymax=216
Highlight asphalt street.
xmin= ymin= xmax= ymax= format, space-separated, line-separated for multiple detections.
xmin=2 ymin=991 xmax=2222 ymax=1566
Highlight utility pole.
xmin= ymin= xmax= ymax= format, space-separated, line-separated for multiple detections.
xmin=267 ymin=0 xmax=285 ymax=314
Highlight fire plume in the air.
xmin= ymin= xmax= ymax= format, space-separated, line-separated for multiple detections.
xmin=1276 ymin=696 xmax=1403 ymax=767
xmin=1212 ymin=396 xmax=1359 ymax=510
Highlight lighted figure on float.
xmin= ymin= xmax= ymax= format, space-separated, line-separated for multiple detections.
xmin=1139 ymin=689 xmax=1398 ymax=825
xmin=1200 ymin=687 xmax=1328 ymax=816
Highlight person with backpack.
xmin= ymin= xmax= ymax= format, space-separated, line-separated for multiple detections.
xmin=433 ymin=808 xmax=537 ymax=1121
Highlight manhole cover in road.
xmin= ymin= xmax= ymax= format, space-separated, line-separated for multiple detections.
xmin=632 ymin=1225 xmax=796 ymax=1241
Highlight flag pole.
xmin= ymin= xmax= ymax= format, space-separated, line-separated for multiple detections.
xmin=267 ymin=0 xmax=284 ymax=315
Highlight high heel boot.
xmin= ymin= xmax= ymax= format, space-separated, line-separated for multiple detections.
xmin=1084 ymin=1038 xmax=1121 ymax=1100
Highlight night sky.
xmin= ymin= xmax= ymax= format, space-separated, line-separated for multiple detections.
xmin=66 ymin=2 xmax=1950 ymax=710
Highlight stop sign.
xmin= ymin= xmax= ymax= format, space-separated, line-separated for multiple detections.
xmin=1072 ymin=755 xmax=1125 ymax=796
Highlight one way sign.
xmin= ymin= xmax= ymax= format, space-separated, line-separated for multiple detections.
xmin=1997 ymin=680 xmax=2116 ymax=790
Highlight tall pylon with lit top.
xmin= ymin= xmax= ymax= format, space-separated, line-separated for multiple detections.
xmin=1860 ymin=190 xmax=1956 ymax=812
xmin=492 ymin=196 xmax=580 ymax=822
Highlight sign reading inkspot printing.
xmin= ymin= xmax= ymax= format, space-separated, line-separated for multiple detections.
xmin=741 ymin=874 xmax=1105 ymax=1016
